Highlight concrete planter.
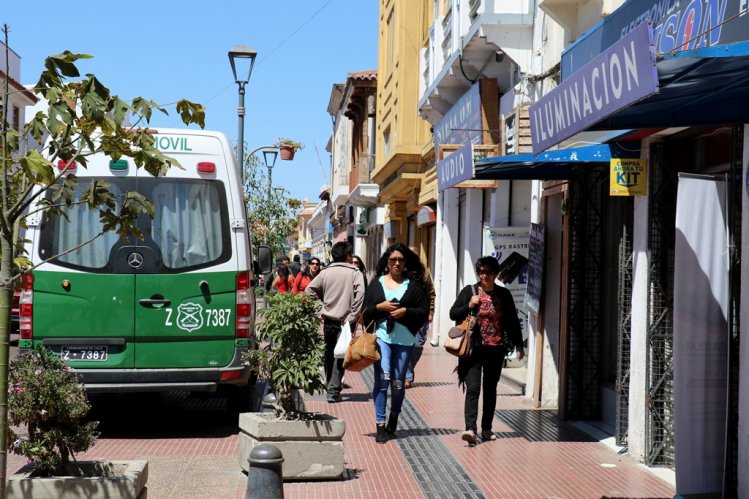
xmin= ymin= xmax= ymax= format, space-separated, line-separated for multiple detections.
xmin=238 ymin=412 xmax=345 ymax=480
xmin=6 ymin=460 xmax=148 ymax=499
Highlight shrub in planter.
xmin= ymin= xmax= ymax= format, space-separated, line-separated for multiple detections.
xmin=7 ymin=346 xmax=99 ymax=476
xmin=243 ymin=292 xmax=324 ymax=419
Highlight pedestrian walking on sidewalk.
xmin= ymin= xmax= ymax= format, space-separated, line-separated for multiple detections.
xmin=271 ymin=258 xmax=293 ymax=294
xmin=449 ymin=256 xmax=525 ymax=446
xmin=292 ymin=257 xmax=320 ymax=294
xmin=405 ymin=262 xmax=435 ymax=388
xmin=306 ymin=242 xmax=365 ymax=403
xmin=363 ymin=243 xmax=428 ymax=443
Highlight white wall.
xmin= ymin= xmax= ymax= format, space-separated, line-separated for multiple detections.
xmin=331 ymin=117 xmax=351 ymax=203
xmin=433 ymin=188 xmax=460 ymax=345
xmin=460 ymin=189 xmax=484 ymax=286
xmin=628 ymin=138 xmax=654 ymax=462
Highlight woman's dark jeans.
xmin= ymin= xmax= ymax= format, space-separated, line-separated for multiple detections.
xmin=460 ymin=345 xmax=506 ymax=433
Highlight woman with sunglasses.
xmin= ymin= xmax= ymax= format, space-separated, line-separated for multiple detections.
xmin=450 ymin=256 xmax=525 ymax=446
xmin=292 ymin=257 xmax=321 ymax=294
xmin=362 ymin=243 xmax=428 ymax=443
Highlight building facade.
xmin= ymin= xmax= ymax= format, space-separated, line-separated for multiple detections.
xmin=375 ymin=0 xmax=437 ymax=273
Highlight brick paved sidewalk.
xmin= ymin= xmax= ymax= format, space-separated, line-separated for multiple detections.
xmin=285 ymin=345 xmax=675 ymax=499
xmin=5 ymin=341 xmax=676 ymax=498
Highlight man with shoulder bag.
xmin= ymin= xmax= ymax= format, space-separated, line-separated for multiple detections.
xmin=306 ymin=241 xmax=365 ymax=403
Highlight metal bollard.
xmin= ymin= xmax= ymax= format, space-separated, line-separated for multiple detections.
xmin=245 ymin=443 xmax=284 ymax=499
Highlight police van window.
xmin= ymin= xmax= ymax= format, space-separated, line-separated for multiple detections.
xmin=43 ymin=179 xmax=123 ymax=269
xmin=40 ymin=177 xmax=231 ymax=273
xmin=151 ymin=181 xmax=226 ymax=269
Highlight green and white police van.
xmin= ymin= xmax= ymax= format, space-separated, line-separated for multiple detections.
xmin=19 ymin=128 xmax=270 ymax=409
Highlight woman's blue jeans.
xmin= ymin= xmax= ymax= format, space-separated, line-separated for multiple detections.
xmin=373 ymin=339 xmax=412 ymax=424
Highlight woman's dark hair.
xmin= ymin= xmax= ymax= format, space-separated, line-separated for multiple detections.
xmin=474 ymin=256 xmax=500 ymax=275
xmin=352 ymin=255 xmax=366 ymax=274
xmin=375 ymin=242 xmax=425 ymax=285
xmin=277 ymin=264 xmax=291 ymax=281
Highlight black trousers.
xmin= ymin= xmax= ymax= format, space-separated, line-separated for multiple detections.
xmin=459 ymin=345 xmax=505 ymax=433
xmin=323 ymin=319 xmax=345 ymax=397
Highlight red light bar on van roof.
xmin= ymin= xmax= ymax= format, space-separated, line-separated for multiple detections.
xmin=57 ymin=160 xmax=77 ymax=172
xmin=197 ymin=162 xmax=216 ymax=173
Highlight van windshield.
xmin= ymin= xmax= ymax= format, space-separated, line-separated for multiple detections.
xmin=39 ymin=177 xmax=231 ymax=273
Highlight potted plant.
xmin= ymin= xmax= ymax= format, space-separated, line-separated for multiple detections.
xmin=238 ymin=292 xmax=345 ymax=480
xmin=6 ymin=346 xmax=148 ymax=498
xmin=274 ymin=138 xmax=304 ymax=160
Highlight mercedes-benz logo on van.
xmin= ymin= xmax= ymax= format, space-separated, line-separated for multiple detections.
xmin=127 ymin=252 xmax=144 ymax=269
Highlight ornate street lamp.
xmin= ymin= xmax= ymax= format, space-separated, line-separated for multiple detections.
xmin=228 ymin=45 xmax=257 ymax=182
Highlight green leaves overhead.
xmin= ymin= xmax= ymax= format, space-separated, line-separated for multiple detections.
xmin=18 ymin=150 xmax=55 ymax=186
xmin=45 ymin=51 xmax=92 ymax=78
xmin=2 ymin=48 xmax=206 ymax=290
xmin=176 ymin=100 xmax=206 ymax=129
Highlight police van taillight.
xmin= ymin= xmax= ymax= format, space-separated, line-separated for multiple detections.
xmin=236 ymin=271 xmax=252 ymax=338
xmin=19 ymin=272 xmax=33 ymax=339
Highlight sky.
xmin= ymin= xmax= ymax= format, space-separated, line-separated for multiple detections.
xmin=3 ymin=0 xmax=379 ymax=203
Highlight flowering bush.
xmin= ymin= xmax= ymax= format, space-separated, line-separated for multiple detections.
xmin=7 ymin=346 xmax=99 ymax=476
xmin=243 ymin=292 xmax=324 ymax=419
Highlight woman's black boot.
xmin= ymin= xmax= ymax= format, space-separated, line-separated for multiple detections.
xmin=386 ymin=412 xmax=399 ymax=435
xmin=375 ymin=424 xmax=388 ymax=443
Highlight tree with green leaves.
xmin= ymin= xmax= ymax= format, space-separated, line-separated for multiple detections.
xmin=241 ymin=152 xmax=301 ymax=257
xmin=0 ymin=25 xmax=204 ymax=490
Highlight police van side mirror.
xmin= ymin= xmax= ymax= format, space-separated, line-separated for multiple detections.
xmin=256 ymin=246 xmax=272 ymax=275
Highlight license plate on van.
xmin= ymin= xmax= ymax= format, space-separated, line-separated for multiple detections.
xmin=61 ymin=346 xmax=108 ymax=362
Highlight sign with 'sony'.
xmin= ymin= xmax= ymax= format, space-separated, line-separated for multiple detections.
xmin=530 ymin=21 xmax=658 ymax=154
xmin=610 ymin=158 xmax=648 ymax=196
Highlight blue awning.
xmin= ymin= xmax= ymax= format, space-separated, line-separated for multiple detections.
xmin=475 ymin=142 xmax=640 ymax=180
xmin=587 ymin=40 xmax=749 ymax=130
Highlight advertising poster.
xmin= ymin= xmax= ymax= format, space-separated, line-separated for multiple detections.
xmin=483 ymin=227 xmax=530 ymax=342
xmin=524 ymin=223 xmax=545 ymax=314
xmin=673 ymin=174 xmax=728 ymax=496
xmin=610 ymin=159 xmax=648 ymax=196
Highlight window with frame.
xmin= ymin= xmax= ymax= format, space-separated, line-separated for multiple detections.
xmin=40 ymin=177 xmax=231 ymax=273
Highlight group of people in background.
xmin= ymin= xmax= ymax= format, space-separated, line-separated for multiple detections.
xmin=267 ymin=240 xmax=525 ymax=448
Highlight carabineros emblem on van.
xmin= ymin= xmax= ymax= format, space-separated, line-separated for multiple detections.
xmin=177 ymin=303 xmax=204 ymax=332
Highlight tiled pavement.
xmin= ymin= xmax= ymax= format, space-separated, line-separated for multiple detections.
xmin=6 ymin=344 xmax=676 ymax=498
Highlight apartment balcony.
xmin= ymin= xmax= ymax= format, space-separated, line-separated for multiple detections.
xmin=347 ymin=183 xmax=380 ymax=208
xmin=330 ymin=182 xmax=350 ymax=208
xmin=419 ymin=0 xmax=534 ymax=124
xmin=539 ymin=0 xmax=621 ymax=40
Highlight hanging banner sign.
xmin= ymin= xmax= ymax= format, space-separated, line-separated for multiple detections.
xmin=434 ymin=83 xmax=482 ymax=151
xmin=437 ymin=143 xmax=474 ymax=191
xmin=530 ymin=21 xmax=659 ymax=154
xmin=610 ymin=158 xmax=648 ymax=196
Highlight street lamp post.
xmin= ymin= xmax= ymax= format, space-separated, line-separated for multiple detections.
xmin=263 ymin=150 xmax=278 ymax=234
xmin=228 ymin=45 xmax=257 ymax=183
